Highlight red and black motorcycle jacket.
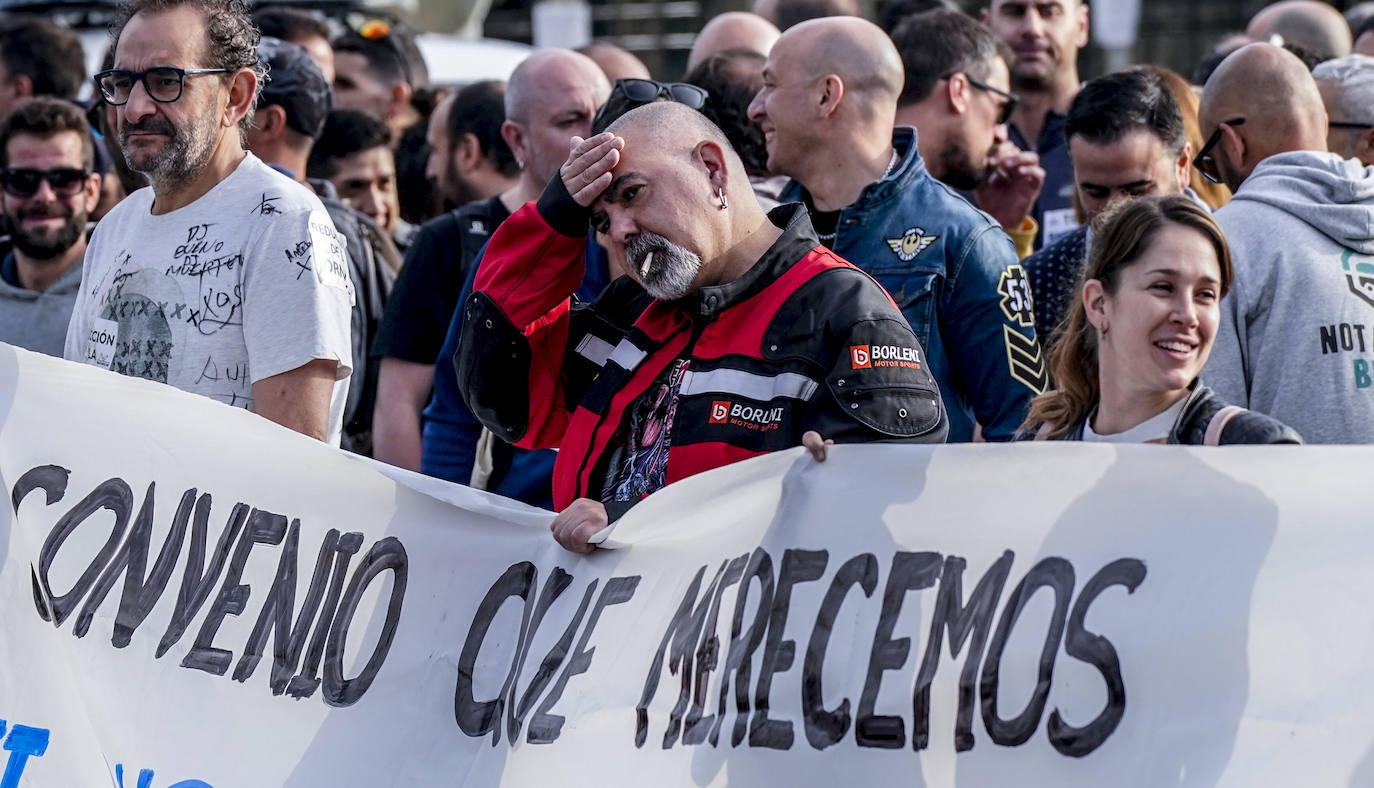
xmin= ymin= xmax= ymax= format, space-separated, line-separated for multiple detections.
xmin=455 ymin=179 xmax=948 ymax=515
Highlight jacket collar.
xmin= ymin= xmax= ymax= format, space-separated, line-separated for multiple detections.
xmin=777 ymin=126 xmax=929 ymax=213
xmin=687 ymin=202 xmax=819 ymax=319
xmin=1068 ymin=380 xmax=1207 ymax=442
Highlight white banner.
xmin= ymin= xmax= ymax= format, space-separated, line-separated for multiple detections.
xmin=2 ymin=343 xmax=1374 ymax=787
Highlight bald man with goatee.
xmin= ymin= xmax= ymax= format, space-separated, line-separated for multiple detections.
xmin=747 ymin=16 xmax=1045 ymax=442
xmin=1197 ymin=43 xmax=1374 ymax=444
xmin=459 ymin=102 xmax=947 ymax=549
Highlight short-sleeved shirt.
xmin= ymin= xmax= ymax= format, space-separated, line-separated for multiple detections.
xmin=64 ymin=153 xmax=355 ymax=443
xmin=371 ymin=195 xmax=510 ymax=364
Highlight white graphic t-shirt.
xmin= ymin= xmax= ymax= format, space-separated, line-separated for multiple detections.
xmin=66 ymin=153 xmax=355 ymax=444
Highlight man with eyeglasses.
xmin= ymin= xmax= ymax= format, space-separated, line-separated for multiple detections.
xmin=1197 ymin=43 xmax=1374 ymax=444
xmin=0 ymin=98 xmax=100 ymax=358
xmin=1021 ymin=68 xmax=1194 ymax=344
xmin=1313 ymin=55 xmax=1374 ymax=166
xmin=892 ymin=9 xmax=1044 ymax=259
xmin=65 ymin=0 xmax=355 ymax=445
xmin=748 ymin=16 xmax=1045 ymax=443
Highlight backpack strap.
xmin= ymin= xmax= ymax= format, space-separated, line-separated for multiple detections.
xmin=1204 ymin=405 xmax=1247 ymax=446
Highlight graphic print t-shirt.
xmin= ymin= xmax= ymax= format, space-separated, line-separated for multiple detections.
xmin=601 ymin=359 xmax=689 ymax=503
xmin=65 ymin=153 xmax=355 ymax=443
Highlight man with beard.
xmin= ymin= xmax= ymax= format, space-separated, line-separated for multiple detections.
xmin=893 ymin=9 xmax=1044 ymax=259
xmin=424 ymin=81 xmax=519 ymax=213
xmin=459 ymin=101 xmax=947 ymax=550
xmin=371 ymin=49 xmax=609 ymax=475
xmin=0 ymin=98 xmax=100 ymax=357
xmin=65 ymin=0 xmax=354 ymax=444
xmin=982 ymin=0 xmax=1087 ymax=249
xmin=748 ymin=17 xmax=1045 ymax=443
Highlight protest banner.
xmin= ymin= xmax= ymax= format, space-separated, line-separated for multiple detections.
xmin=2 ymin=343 xmax=1373 ymax=787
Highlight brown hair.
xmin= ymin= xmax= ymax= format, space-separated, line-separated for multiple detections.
xmin=1024 ymin=194 xmax=1234 ymax=438
xmin=1135 ymin=64 xmax=1232 ymax=210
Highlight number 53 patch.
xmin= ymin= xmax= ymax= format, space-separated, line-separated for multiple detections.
xmin=997 ymin=265 xmax=1047 ymax=393
xmin=997 ymin=264 xmax=1035 ymax=328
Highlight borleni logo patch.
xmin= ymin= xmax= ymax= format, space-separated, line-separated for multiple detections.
xmin=850 ymin=345 xmax=871 ymax=368
xmin=708 ymin=400 xmax=784 ymax=431
xmin=709 ymin=401 xmax=730 ymax=423
xmin=851 ymin=344 xmax=921 ymax=369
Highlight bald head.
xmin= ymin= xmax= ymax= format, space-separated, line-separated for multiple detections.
xmin=505 ymin=49 xmax=610 ymax=124
xmin=576 ymin=41 xmax=652 ymax=83
xmin=503 ymin=49 xmax=611 ymax=185
xmin=1247 ymin=0 xmax=1352 ymax=59
xmin=687 ymin=12 xmax=781 ymax=72
xmin=1201 ymin=43 xmax=1329 ymax=187
xmin=779 ymin=17 xmax=904 ymax=107
xmin=608 ymin=102 xmax=740 ymax=167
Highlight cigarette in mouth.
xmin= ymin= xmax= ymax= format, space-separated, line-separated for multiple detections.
xmin=640 ymin=251 xmax=654 ymax=277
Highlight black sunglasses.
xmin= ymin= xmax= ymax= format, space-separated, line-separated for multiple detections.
xmin=591 ymin=79 xmax=710 ymax=135
xmin=962 ymin=74 xmax=1019 ymax=126
xmin=941 ymin=73 xmax=1018 ymax=125
xmin=617 ymin=78 xmax=708 ymax=109
xmin=0 ymin=167 xmax=90 ymax=198
xmin=94 ymin=66 xmax=232 ymax=106
xmin=1194 ymin=117 xmax=1245 ymax=185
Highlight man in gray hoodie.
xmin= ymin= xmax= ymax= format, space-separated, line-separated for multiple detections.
xmin=1197 ymin=43 xmax=1374 ymax=444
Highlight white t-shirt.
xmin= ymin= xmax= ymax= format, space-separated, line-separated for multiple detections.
xmin=66 ymin=153 xmax=355 ymax=444
xmin=1083 ymin=397 xmax=1187 ymax=444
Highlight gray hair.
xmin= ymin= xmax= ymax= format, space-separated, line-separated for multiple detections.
xmin=1313 ymin=54 xmax=1374 ymax=124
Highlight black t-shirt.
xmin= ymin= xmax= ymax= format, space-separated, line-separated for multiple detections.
xmin=370 ymin=195 xmax=511 ymax=364
xmin=799 ymin=190 xmax=840 ymax=249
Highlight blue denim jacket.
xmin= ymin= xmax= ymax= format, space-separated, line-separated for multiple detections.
xmin=780 ymin=126 xmax=1045 ymax=441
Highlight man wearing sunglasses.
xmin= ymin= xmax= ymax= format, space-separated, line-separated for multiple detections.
xmin=0 ymin=98 xmax=99 ymax=359
xmin=1197 ymin=43 xmax=1374 ymax=444
xmin=64 ymin=0 xmax=355 ymax=445
xmin=892 ymin=9 xmax=1044 ymax=259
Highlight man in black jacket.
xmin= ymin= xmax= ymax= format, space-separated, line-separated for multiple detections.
xmin=458 ymin=102 xmax=947 ymax=552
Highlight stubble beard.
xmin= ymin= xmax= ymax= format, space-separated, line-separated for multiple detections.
xmin=936 ymin=139 xmax=991 ymax=191
xmin=627 ymin=232 xmax=702 ymax=302
xmin=120 ymin=106 xmax=219 ymax=194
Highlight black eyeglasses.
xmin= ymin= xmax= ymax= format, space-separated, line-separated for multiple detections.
xmin=94 ymin=66 xmax=232 ymax=106
xmin=0 ymin=167 xmax=90 ymax=198
xmin=1330 ymin=121 xmax=1374 ymax=131
xmin=1194 ymin=117 xmax=1244 ymax=185
xmin=959 ymin=73 xmax=1019 ymax=126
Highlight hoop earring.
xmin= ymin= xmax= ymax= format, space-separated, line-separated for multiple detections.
xmin=717 ymin=187 xmax=728 ymax=210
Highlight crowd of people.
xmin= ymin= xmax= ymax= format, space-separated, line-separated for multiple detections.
xmin=1 ymin=0 xmax=1366 ymax=551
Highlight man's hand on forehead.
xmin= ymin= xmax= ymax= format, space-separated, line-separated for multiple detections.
xmin=562 ymin=132 xmax=624 ymax=207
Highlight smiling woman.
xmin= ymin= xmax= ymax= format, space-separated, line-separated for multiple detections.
xmin=1018 ymin=194 xmax=1301 ymax=445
